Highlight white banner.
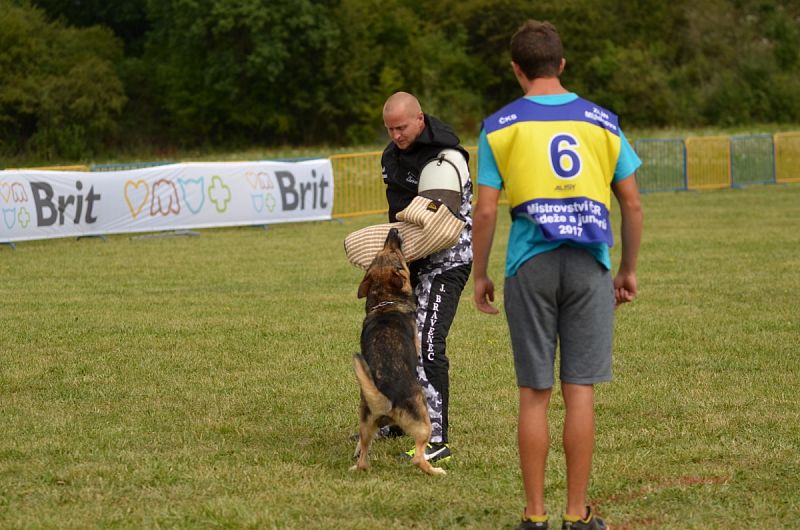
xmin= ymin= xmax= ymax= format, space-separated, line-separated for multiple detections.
xmin=0 ymin=160 xmax=333 ymax=243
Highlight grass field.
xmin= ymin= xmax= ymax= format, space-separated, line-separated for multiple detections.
xmin=1 ymin=183 xmax=799 ymax=529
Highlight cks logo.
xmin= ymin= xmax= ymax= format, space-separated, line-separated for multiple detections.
xmin=498 ymin=113 xmax=518 ymax=125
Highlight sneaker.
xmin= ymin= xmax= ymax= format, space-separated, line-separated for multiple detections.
xmin=516 ymin=513 xmax=549 ymax=529
xmin=561 ymin=506 xmax=605 ymax=530
xmin=403 ymin=442 xmax=452 ymax=463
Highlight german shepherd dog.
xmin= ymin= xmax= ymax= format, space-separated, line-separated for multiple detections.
xmin=350 ymin=228 xmax=445 ymax=476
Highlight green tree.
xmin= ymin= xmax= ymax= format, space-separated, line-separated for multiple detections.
xmin=324 ymin=0 xmax=484 ymax=143
xmin=0 ymin=1 xmax=126 ymax=159
xmin=140 ymin=0 xmax=339 ymax=146
xmin=31 ymin=0 xmax=150 ymax=55
xmin=451 ymin=0 xmax=553 ymax=115
xmin=8 ymin=0 xmax=800 ymax=157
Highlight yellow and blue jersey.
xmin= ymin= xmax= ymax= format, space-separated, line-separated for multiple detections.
xmin=478 ymin=93 xmax=641 ymax=277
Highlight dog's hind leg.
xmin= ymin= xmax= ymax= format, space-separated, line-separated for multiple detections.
xmin=395 ymin=395 xmax=446 ymax=476
xmin=351 ymin=425 xmax=377 ymax=471
xmin=350 ymin=409 xmax=379 ymax=472
xmin=410 ymin=432 xmax=446 ymax=476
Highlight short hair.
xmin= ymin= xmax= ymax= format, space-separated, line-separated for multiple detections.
xmin=510 ymin=20 xmax=563 ymax=80
xmin=383 ymin=91 xmax=422 ymax=118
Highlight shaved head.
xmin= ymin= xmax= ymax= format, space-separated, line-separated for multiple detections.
xmin=383 ymin=91 xmax=422 ymax=117
xmin=383 ymin=92 xmax=425 ymax=150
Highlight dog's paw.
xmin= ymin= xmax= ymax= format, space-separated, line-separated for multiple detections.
xmin=349 ymin=464 xmax=368 ymax=472
xmin=428 ymin=466 xmax=446 ymax=476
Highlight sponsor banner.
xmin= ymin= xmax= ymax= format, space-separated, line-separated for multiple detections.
xmin=0 ymin=160 xmax=333 ymax=243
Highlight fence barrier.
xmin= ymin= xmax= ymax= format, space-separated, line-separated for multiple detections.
xmin=6 ymin=132 xmax=799 ymax=220
xmin=685 ymin=136 xmax=731 ymax=190
xmin=731 ymin=134 xmax=775 ymax=187
xmin=7 ymin=164 xmax=90 ymax=172
xmin=329 ymin=151 xmax=384 ymax=218
xmin=775 ymin=132 xmax=800 ymax=183
xmin=634 ymin=139 xmax=687 ymax=192
xmin=90 ymin=161 xmax=175 ymax=172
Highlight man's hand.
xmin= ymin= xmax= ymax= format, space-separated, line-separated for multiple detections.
xmin=613 ymin=270 xmax=637 ymax=307
xmin=472 ymin=184 xmax=501 ymax=315
xmin=611 ymin=174 xmax=642 ymax=309
xmin=474 ymin=276 xmax=499 ymax=314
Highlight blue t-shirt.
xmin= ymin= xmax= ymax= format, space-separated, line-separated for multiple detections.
xmin=477 ymin=93 xmax=641 ymax=277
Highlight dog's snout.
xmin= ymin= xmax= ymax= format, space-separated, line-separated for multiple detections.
xmin=385 ymin=228 xmax=403 ymax=249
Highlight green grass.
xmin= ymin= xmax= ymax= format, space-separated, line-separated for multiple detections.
xmin=2 ymin=183 xmax=799 ymax=529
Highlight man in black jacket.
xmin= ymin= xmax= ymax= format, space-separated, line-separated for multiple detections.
xmin=380 ymin=91 xmax=472 ymax=463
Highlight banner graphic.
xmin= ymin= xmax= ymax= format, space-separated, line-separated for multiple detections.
xmin=0 ymin=160 xmax=333 ymax=243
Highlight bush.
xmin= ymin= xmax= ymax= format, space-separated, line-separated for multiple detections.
xmin=0 ymin=1 xmax=126 ymax=159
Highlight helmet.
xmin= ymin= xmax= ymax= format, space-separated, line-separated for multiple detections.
xmin=418 ymin=149 xmax=469 ymax=214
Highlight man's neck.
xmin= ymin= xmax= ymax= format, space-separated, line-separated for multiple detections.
xmin=522 ymin=77 xmax=568 ymax=97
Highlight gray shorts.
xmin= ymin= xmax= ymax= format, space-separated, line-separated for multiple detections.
xmin=504 ymin=245 xmax=614 ymax=389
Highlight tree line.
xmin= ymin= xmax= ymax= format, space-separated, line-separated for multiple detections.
xmin=2 ymin=0 xmax=799 ymax=160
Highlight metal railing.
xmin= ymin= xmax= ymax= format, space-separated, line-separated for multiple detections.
xmin=775 ymin=132 xmax=800 ymax=183
xmin=9 ymin=132 xmax=799 ymax=218
xmin=634 ymin=139 xmax=687 ymax=192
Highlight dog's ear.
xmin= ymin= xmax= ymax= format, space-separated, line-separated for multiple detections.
xmin=357 ymin=273 xmax=371 ymax=298
xmin=391 ymin=268 xmax=409 ymax=292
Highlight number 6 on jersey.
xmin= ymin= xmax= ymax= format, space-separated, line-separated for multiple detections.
xmin=549 ymin=133 xmax=581 ymax=179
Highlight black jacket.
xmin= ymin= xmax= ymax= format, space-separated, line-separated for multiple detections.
xmin=381 ymin=115 xmax=470 ymax=222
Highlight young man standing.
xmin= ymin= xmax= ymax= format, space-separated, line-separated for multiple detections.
xmin=380 ymin=91 xmax=473 ymax=463
xmin=472 ymin=21 xmax=643 ymax=530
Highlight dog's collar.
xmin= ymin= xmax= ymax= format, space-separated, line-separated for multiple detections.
xmin=369 ymin=300 xmax=398 ymax=312
xmin=367 ymin=299 xmax=415 ymax=315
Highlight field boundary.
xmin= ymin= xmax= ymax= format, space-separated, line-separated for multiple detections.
xmin=12 ymin=132 xmax=800 ymax=219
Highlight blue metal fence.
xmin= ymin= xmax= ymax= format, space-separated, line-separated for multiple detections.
xmin=633 ymin=138 xmax=687 ymax=193
xmin=91 ymin=161 xmax=174 ymax=172
xmin=730 ymin=134 xmax=775 ymax=187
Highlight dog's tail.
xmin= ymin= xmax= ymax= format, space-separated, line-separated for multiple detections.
xmin=352 ymin=354 xmax=392 ymax=416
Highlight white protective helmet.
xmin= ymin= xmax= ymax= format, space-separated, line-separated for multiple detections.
xmin=417 ymin=148 xmax=470 ymax=214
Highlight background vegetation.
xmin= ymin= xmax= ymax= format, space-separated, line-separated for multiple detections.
xmin=1 ymin=183 xmax=798 ymax=528
xmin=2 ymin=0 xmax=800 ymax=161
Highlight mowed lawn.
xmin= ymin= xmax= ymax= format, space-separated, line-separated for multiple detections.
xmin=1 ymin=183 xmax=798 ymax=529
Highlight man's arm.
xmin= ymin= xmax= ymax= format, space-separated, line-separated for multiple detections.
xmin=473 ymin=184 xmax=501 ymax=314
xmin=611 ymin=174 xmax=643 ymax=306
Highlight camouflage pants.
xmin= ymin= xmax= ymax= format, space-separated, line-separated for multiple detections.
xmin=412 ymin=263 xmax=471 ymax=444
